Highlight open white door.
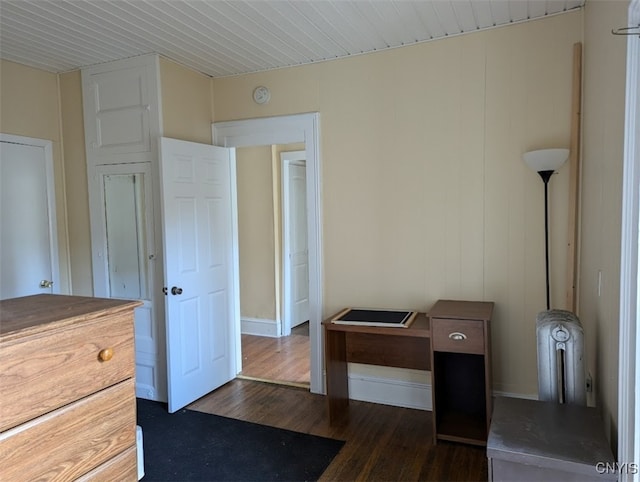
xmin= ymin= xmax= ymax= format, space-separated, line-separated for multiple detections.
xmin=159 ymin=137 xmax=237 ymax=413
xmin=282 ymin=151 xmax=309 ymax=335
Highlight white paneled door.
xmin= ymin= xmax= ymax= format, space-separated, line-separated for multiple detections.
xmin=0 ymin=137 xmax=59 ymax=300
xmin=159 ymin=137 xmax=237 ymax=413
xmin=282 ymin=153 xmax=309 ymax=333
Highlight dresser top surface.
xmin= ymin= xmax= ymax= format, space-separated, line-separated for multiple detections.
xmin=0 ymin=294 xmax=141 ymax=340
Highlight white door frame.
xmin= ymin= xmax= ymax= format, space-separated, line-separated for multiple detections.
xmin=618 ymin=0 xmax=640 ymax=478
xmin=281 ymin=150 xmax=308 ymax=336
xmin=0 ymin=133 xmax=60 ymax=295
xmin=213 ymin=113 xmax=324 ymax=394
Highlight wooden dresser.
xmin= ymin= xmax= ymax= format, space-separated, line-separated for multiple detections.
xmin=0 ymin=294 xmax=141 ymax=481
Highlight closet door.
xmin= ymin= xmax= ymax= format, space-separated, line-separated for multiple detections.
xmin=82 ymin=54 xmax=161 ymax=165
xmin=0 ymin=137 xmax=59 ymax=299
xmin=88 ymin=163 xmax=165 ymax=401
xmin=82 ymin=54 xmax=166 ymax=402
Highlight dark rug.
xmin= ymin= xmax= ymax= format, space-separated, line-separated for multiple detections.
xmin=136 ymin=399 xmax=345 ymax=482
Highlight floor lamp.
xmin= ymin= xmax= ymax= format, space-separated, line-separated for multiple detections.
xmin=523 ymin=148 xmax=569 ymax=310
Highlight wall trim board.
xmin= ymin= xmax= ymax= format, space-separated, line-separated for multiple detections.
xmin=618 ymin=0 xmax=640 ymax=472
xmin=346 ymin=374 xmax=539 ymax=412
xmin=492 ymin=390 xmax=539 ymax=401
xmin=348 ymin=372 xmax=433 ymax=411
xmin=241 ymin=317 xmax=279 ymax=337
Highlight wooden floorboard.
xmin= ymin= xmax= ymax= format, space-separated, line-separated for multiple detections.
xmin=240 ymin=333 xmax=310 ymax=386
xmin=188 ymin=379 xmax=488 ymax=482
xmin=239 ymin=322 xmax=310 ymax=386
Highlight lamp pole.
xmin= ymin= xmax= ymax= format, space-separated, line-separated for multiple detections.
xmin=523 ymin=148 xmax=569 ymax=312
xmin=538 ymin=170 xmax=554 ymax=311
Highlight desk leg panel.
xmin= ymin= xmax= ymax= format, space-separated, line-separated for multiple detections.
xmin=325 ymin=328 xmax=349 ymax=423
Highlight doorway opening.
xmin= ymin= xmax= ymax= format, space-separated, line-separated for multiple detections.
xmin=213 ymin=112 xmax=323 ymax=395
xmin=234 ymin=143 xmax=310 ymax=388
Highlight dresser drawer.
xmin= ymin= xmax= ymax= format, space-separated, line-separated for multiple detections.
xmin=431 ymin=318 xmax=484 ymax=354
xmin=0 ymin=310 xmax=134 ymax=432
xmin=77 ymin=444 xmax=138 ymax=482
xmin=0 ymin=379 xmax=136 ymax=482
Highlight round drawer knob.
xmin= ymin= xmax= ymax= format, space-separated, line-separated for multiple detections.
xmin=98 ymin=347 xmax=114 ymax=362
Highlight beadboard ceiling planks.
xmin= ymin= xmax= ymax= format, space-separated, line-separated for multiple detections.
xmin=0 ymin=0 xmax=584 ymax=77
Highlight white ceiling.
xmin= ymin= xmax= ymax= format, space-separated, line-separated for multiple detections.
xmin=0 ymin=0 xmax=584 ymax=78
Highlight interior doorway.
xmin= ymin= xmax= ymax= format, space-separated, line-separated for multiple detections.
xmin=234 ymin=143 xmax=310 ymax=388
xmin=213 ymin=113 xmax=324 ymax=395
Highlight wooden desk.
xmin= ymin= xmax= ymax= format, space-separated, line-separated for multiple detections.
xmin=322 ymin=312 xmax=430 ymax=424
xmin=324 ymin=301 xmax=493 ymax=447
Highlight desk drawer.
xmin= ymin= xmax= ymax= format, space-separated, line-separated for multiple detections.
xmin=432 ymin=318 xmax=484 ymax=354
xmin=0 ymin=310 xmax=134 ymax=431
xmin=0 ymin=379 xmax=136 ymax=482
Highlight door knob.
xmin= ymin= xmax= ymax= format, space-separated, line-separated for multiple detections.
xmin=39 ymin=280 xmax=54 ymax=288
xmin=171 ymin=286 xmax=183 ymax=295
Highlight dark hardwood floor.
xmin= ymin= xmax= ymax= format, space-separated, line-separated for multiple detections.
xmin=188 ymin=379 xmax=488 ymax=482
xmin=218 ymin=323 xmax=487 ymax=480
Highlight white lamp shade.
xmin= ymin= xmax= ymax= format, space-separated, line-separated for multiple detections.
xmin=523 ymin=148 xmax=569 ymax=172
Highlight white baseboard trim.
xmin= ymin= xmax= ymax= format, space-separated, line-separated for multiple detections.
xmin=241 ymin=317 xmax=279 ymax=337
xmin=348 ymin=373 xmax=432 ymax=411
xmin=345 ymin=375 xmax=540 ymax=412
xmin=492 ymin=390 xmax=539 ymax=401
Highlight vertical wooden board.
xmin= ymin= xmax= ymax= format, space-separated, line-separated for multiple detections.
xmin=419 ymin=42 xmax=457 ymax=304
xmin=566 ymin=43 xmax=582 ymax=312
xmin=422 ymin=37 xmax=469 ymax=299
xmin=522 ymin=19 xmax=573 ymax=315
xmin=482 ymin=27 xmax=521 ymax=394
xmin=458 ymin=36 xmax=487 ymax=301
xmin=510 ymin=28 xmax=542 ymax=395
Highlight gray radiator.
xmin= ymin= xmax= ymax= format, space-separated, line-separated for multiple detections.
xmin=536 ymin=310 xmax=586 ymax=405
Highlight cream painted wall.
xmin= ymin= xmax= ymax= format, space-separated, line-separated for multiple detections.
xmin=213 ymin=12 xmax=583 ymax=397
xmin=581 ymin=0 xmax=629 ymax=444
xmin=159 ymin=56 xmax=213 ymax=144
xmin=2 ymin=5 xmax=627 ymax=437
xmin=59 ymin=70 xmax=92 ymax=296
xmin=0 ymin=60 xmax=71 ymax=294
xmin=237 ymin=145 xmax=277 ymax=320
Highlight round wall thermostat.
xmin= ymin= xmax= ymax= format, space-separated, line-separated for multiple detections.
xmin=252 ymin=86 xmax=270 ymax=104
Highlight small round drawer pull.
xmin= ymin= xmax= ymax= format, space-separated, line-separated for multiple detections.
xmin=98 ymin=347 xmax=114 ymax=362
xmin=448 ymin=332 xmax=467 ymax=341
